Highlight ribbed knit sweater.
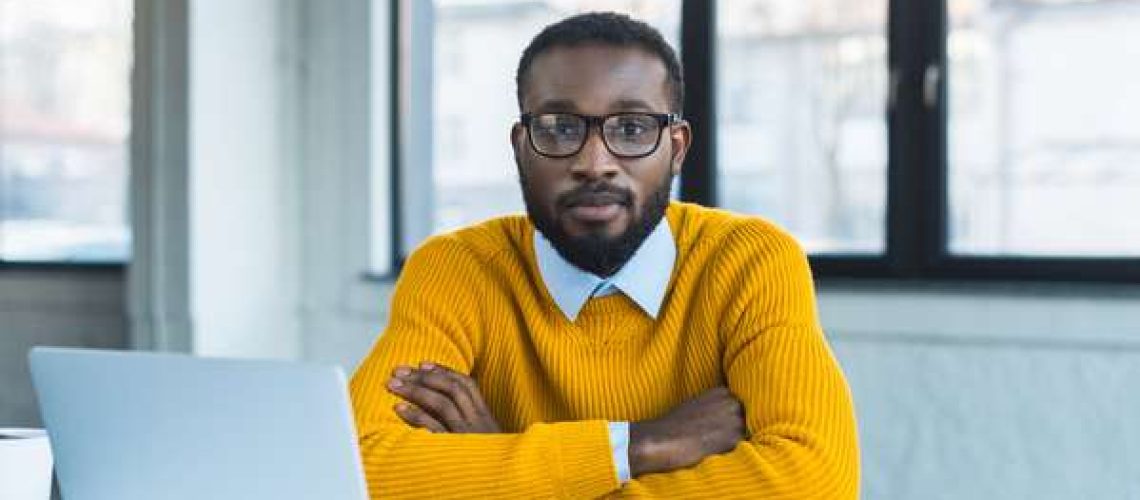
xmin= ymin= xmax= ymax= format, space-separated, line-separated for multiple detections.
xmin=350 ymin=201 xmax=860 ymax=499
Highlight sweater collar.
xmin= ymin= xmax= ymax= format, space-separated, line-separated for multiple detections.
xmin=534 ymin=217 xmax=675 ymax=322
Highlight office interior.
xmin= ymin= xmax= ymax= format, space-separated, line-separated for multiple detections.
xmin=1 ymin=1 xmax=1137 ymax=499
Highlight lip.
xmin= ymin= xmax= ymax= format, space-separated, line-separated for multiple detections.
xmin=565 ymin=192 xmax=626 ymax=206
xmin=567 ymin=203 xmax=623 ymax=223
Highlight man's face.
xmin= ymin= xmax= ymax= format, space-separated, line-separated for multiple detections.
xmin=511 ymin=44 xmax=691 ymax=276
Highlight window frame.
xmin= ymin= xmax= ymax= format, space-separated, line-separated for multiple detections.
xmin=382 ymin=0 xmax=1140 ymax=283
xmin=0 ymin=261 xmax=123 ymax=272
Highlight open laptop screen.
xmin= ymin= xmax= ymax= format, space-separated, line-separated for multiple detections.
xmin=29 ymin=347 xmax=368 ymax=500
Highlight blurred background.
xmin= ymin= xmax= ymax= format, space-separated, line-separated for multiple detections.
xmin=1 ymin=0 xmax=1137 ymax=498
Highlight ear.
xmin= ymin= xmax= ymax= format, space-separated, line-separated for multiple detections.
xmin=668 ymin=119 xmax=692 ymax=176
xmin=510 ymin=122 xmax=526 ymax=161
xmin=513 ymin=121 xmax=524 ymax=152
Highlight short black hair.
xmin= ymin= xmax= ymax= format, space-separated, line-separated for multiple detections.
xmin=515 ymin=12 xmax=684 ymax=113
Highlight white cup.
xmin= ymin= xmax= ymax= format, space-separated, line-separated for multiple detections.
xmin=0 ymin=428 xmax=54 ymax=500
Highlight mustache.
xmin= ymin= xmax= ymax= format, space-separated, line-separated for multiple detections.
xmin=557 ymin=183 xmax=634 ymax=208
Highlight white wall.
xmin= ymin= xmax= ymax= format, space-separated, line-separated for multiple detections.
xmin=284 ymin=0 xmax=380 ymax=369
xmin=822 ymin=285 xmax=1140 ymax=499
xmin=187 ymin=0 xmax=300 ymax=358
xmin=129 ymin=0 xmax=301 ymax=359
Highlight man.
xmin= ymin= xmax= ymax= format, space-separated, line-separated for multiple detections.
xmin=350 ymin=12 xmax=859 ymax=498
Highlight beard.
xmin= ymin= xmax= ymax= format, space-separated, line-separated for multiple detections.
xmin=519 ymin=170 xmax=673 ymax=278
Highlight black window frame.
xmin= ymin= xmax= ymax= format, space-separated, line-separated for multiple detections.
xmin=386 ymin=0 xmax=1140 ymax=283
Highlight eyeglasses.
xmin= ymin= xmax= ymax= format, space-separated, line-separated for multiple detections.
xmin=520 ymin=112 xmax=679 ymax=159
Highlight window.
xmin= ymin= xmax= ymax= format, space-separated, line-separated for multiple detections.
xmin=717 ymin=0 xmax=889 ymax=255
xmin=382 ymin=0 xmax=1140 ymax=281
xmin=0 ymin=0 xmax=133 ymax=263
xmin=947 ymin=0 xmax=1140 ymax=257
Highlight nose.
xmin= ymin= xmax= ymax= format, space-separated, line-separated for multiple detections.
xmin=568 ymin=128 xmax=620 ymax=181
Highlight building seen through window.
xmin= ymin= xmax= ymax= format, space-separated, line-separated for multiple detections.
xmin=717 ymin=0 xmax=889 ymax=255
xmin=430 ymin=0 xmax=890 ymax=255
xmin=0 ymin=0 xmax=132 ymax=263
xmin=411 ymin=0 xmax=1140 ymax=265
xmin=948 ymin=0 xmax=1140 ymax=256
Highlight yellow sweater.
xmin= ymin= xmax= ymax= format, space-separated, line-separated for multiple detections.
xmin=350 ymin=202 xmax=860 ymax=499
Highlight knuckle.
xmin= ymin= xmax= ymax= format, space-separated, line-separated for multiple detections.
xmin=421 ymin=371 xmax=442 ymax=385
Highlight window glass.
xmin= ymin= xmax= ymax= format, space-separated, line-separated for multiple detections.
xmin=717 ymin=0 xmax=889 ymax=254
xmin=948 ymin=0 xmax=1140 ymax=256
xmin=0 ymin=0 xmax=133 ymax=262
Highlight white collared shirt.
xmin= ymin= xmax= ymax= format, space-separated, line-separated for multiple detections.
xmin=534 ymin=217 xmax=675 ymax=322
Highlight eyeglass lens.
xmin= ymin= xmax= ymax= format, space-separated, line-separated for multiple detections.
xmin=529 ymin=113 xmax=663 ymax=157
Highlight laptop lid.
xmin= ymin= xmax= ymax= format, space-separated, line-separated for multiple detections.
xmin=29 ymin=347 xmax=369 ymax=500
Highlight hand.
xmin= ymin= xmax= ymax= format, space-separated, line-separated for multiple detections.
xmin=629 ymin=387 xmax=747 ymax=477
xmin=386 ymin=362 xmax=502 ymax=434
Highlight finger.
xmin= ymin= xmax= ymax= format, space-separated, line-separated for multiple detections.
xmin=414 ymin=365 xmax=481 ymax=422
xmin=394 ymin=402 xmax=447 ymax=433
xmin=388 ymin=376 xmax=466 ymax=429
xmin=421 ymin=362 xmax=482 ymax=397
xmin=421 ymin=363 xmax=500 ymax=424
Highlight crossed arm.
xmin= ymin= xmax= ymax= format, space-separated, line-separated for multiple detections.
xmin=353 ymin=318 xmax=859 ymax=499
xmin=386 ymin=362 xmax=747 ymax=478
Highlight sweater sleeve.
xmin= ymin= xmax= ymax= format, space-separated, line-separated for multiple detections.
xmin=615 ymin=222 xmax=861 ymax=499
xmin=349 ymin=235 xmax=621 ymax=499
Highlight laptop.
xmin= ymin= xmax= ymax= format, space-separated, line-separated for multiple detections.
xmin=29 ymin=347 xmax=369 ymax=500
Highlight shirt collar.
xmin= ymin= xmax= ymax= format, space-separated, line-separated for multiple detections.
xmin=534 ymin=217 xmax=675 ymax=322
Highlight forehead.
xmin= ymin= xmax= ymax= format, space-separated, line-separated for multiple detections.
xmin=522 ymin=44 xmax=671 ymax=113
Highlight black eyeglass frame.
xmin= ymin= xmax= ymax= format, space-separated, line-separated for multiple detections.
xmin=520 ymin=112 xmax=681 ymax=159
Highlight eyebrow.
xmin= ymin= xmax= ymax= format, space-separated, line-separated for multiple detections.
xmin=533 ymin=99 xmax=578 ymax=113
xmin=531 ymin=98 xmax=663 ymax=114
xmin=610 ymin=99 xmax=657 ymax=112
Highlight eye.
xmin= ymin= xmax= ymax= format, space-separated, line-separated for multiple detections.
xmin=555 ymin=122 xmax=579 ymax=135
xmin=609 ymin=115 xmax=657 ymax=139
xmin=619 ymin=122 xmax=647 ymax=136
xmin=538 ymin=115 xmax=582 ymax=138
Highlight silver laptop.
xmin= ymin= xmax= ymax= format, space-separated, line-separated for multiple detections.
xmin=29 ymin=347 xmax=369 ymax=500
